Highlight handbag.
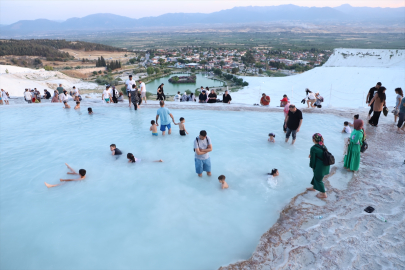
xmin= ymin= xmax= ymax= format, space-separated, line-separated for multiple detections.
xmin=361 ymin=140 xmax=368 ymax=153
xmin=383 ymin=106 xmax=388 ymax=117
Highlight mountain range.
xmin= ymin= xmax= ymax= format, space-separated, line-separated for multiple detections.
xmin=1 ymin=4 xmax=404 ymax=37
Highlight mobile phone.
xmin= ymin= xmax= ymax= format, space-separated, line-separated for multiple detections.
xmin=364 ymin=206 xmax=375 ymax=213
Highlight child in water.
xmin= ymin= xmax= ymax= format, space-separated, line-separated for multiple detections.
xmin=174 ymin=117 xmax=189 ymax=136
xmin=44 ymin=163 xmax=86 ymax=188
xmin=268 ymin=133 xmax=275 ymax=142
xmin=110 ymin=144 xmax=122 ymax=156
xmin=63 ymin=101 xmax=70 ymax=109
xmin=218 ymin=175 xmax=229 ymax=189
xmin=74 ymin=101 xmax=80 ymax=110
xmin=127 ymin=153 xmax=163 ymax=163
xmin=88 ymin=107 xmax=93 ymax=114
xmin=342 ymin=121 xmax=351 ymax=133
xmin=267 ymin=168 xmax=279 ymax=188
xmin=150 ymin=120 xmax=158 ymax=136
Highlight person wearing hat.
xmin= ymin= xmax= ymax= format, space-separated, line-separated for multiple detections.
xmin=280 ymin=94 xmax=289 ymax=107
xmin=260 ymin=93 xmax=270 ymax=107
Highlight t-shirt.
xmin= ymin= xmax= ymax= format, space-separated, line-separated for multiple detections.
xmin=306 ymin=93 xmax=316 ymax=100
xmin=24 ymin=92 xmax=32 ymax=100
xmin=73 ymin=88 xmax=79 ymax=96
xmin=199 ymin=93 xmax=207 ymax=101
xmin=223 ymin=94 xmax=232 ymax=103
xmin=344 ymin=126 xmax=351 ymax=133
xmin=261 ymin=96 xmax=270 ymax=105
xmin=157 ymin=107 xmax=171 ymax=125
xmin=139 ymin=82 xmax=146 ymax=93
xmin=368 ymin=87 xmax=378 ymax=103
xmin=286 ymin=109 xmax=303 ymax=130
xmin=114 ymin=148 xmax=122 ymax=155
xmin=125 ymin=79 xmax=136 ymax=90
xmin=103 ymin=90 xmax=110 ymax=99
xmin=59 ymin=93 xmax=69 ymax=101
xmin=57 ymin=87 xmax=64 ymax=94
xmin=396 ymin=94 xmax=402 ymax=108
xmin=45 ymin=92 xmax=51 ymax=99
xmin=400 ymin=97 xmax=405 ymax=114
xmin=174 ymin=94 xmax=181 ymax=101
xmin=194 ymin=136 xmax=211 ymax=160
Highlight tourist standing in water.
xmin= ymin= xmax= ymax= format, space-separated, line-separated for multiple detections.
xmin=307 ymin=133 xmax=330 ymax=199
xmin=394 ymin=88 xmax=403 ymax=124
xmin=368 ymin=87 xmax=386 ymax=127
xmin=284 ymin=104 xmax=303 ymax=145
xmin=129 ymin=84 xmax=140 ymax=110
xmin=125 ymin=75 xmax=135 ymax=105
xmin=366 ymin=82 xmax=381 ymax=120
xmin=156 ymin=101 xmax=175 ymax=135
xmin=194 ymin=130 xmax=212 ymax=177
xmin=344 ymin=119 xmax=364 ymax=171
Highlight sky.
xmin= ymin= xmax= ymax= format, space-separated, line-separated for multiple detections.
xmin=1 ymin=0 xmax=404 ymax=25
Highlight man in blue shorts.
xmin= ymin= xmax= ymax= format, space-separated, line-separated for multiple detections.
xmin=156 ymin=100 xmax=175 ymax=135
xmin=194 ymin=130 xmax=212 ymax=177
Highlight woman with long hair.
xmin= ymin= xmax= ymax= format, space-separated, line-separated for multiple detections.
xmin=394 ymin=88 xmax=403 ymax=123
xmin=305 ymin=88 xmax=316 ymax=108
xmin=344 ymin=119 xmax=364 ymax=172
xmin=307 ymin=133 xmax=330 ymax=199
xmin=368 ymin=87 xmax=386 ymax=127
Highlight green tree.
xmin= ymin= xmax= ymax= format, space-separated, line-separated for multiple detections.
xmin=100 ymin=56 xmax=106 ymax=67
xmin=242 ymin=51 xmax=255 ymax=66
xmin=231 ymin=67 xmax=239 ymax=74
xmin=213 ymin=68 xmax=222 ymax=76
xmin=191 ymin=68 xmax=196 ymax=73
xmin=220 ymin=60 xmax=225 ymax=67
xmin=258 ymin=68 xmax=263 ymax=74
xmin=158 ymin=58 xmax=165 ymax=66
xmin=92 ymin=71 xmax=98 ymax=75
xmin=146 ymin=66 xmax=154 ymax=75
xmin=154 ymin=67 xmax=160 ymax=74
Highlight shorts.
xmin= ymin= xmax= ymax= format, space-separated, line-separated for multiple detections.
xmin=160 ymin=123 xmax=171 ymax=132
xmin=195 ymin=157 xmax=211 ymax=174
xmin=180 ymin=130 xmax=186 ymax=136
xmin=141 ymin=92 xmax=146 ymax=98
xmin=105 ymin=98 xmax=110 ymax=102
xmin=285 ymin=127 xmax=297 ymax=140
xmin=152 ymin=132 xmax=158 ymax=136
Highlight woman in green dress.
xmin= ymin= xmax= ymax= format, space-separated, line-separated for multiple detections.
xmin=344 ymin=119 xmax=364 ymax=172
xmin=307 ymin=133 xmax=330 ymax=199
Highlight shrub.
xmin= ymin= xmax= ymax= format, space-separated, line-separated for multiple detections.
xmin=98 ymin=70 xmax=102 ymax=74
xmin=44 ymin=65 xmax=53 ymax=71
xmin=92 ymin=71 xmax=98 ymax=75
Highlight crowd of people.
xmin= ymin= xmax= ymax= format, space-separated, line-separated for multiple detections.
xmin=10 ymin=76 xmax=402 ymax=197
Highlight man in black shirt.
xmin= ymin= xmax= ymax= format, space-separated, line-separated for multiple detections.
xmin=366 ymin=82 xmax=381 ymax=119
xmin=284 ymin=104 xmax=303 ymax=145
xmin=223 ymin=90 xmax=232 ymax=104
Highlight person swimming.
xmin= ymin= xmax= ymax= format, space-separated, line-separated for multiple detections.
xmin=127 ymin=153 xmax=163 ymax=163
xmin=267 ymin=168 xmax=279 ymax=188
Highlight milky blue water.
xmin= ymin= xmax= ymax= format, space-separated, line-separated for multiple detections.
xmin=146 ymin=72 xmax=224 ymax=95
xmin=0 ymin=104 xmax=347 ymax=270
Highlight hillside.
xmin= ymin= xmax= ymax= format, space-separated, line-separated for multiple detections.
xmin=232 ymin=48 xmax=405 ymax=108
xmin=0 ymin=39 xmax=125 ymax=58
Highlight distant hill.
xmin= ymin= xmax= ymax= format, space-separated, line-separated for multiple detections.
xmin=1 ymin=4 xmax=404 ymax=37
xmin=0 ymin=39 xmax=125 ymax=58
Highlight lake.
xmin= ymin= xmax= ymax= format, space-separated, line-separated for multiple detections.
xmin=146 ymin=73 xmax=225 ymax=95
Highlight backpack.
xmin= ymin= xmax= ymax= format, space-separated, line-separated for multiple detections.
xmin=193 ymin=137 xmax=210 ymax=152
xmin=317 ymin=145 xmax=335 ymax=166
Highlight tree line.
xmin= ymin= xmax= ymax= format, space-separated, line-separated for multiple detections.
xmin=0 ymin=39 xmax=125 ymax=58
xmin=96 ymin=56 xmax=121 ymax=71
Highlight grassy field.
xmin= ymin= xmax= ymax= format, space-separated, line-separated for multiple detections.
xmin=73 ymin=32 xmax=405 ymax=50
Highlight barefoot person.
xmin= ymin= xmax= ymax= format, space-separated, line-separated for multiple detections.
xmin=138 ymin=80 xmax=147 ymax=104
xmin=284 ymin=104 xmax=303 ymax=145
xmin=156 ymin=100 xmax=175 ymax=135
xmin=44 ymin=163 xmax=86 ymax=188
xmin=194 ymin=130 xmax=212 ymax=177
xmin=344 ymin=119 xmax=364 ymax=172
xmin=368 ymin=87 xmax=386 ymax=127
xmin=397 ymin=95 xmax=405 ymax=133
xmin=307 ymin=133 xmax=330 ymax=199
xmin=366 ymin=82 xmax=381 ymax=120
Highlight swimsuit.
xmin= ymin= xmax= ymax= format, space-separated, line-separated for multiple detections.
xmin=180 ymin=130 xmax=186 ymax=136
xmin=152 ymin=132 xmax=158 ymax=136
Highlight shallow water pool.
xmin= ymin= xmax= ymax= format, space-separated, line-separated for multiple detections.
xmin=0 ymin=105 xmax=348 ymax=270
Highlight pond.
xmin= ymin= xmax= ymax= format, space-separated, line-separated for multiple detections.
xmin=146 ymin=72 xmax=225 ymax=95
xmin=0 ymin=105 xmax=348 ymax=270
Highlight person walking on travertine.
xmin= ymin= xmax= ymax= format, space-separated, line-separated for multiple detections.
xmin=366 ymin=82 xmax=381 ymax=120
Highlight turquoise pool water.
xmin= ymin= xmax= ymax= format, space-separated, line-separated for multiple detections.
xmin=0 ymin=105 xmax=347 ymax=270
xmin=146 ymin=73 xmax=224 ymax=95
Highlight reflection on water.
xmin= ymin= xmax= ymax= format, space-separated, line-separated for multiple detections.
xmin=146 ymin=73 xmax=224 ymax=95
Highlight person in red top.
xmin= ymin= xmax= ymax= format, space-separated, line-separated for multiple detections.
xmin=260 ymin=93 xmax=270 ymax=106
